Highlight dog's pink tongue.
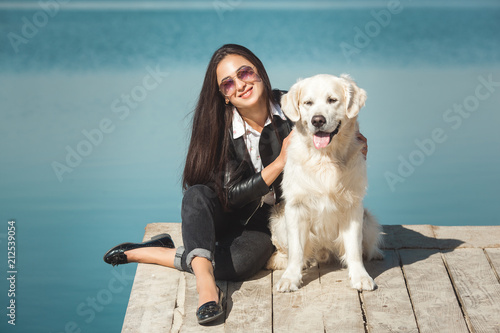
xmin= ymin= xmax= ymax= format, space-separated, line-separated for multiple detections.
xmin=313 ymin=132 xmax=330 ymax=149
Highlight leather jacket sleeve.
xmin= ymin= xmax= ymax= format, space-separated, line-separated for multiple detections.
xmin=227 ymin=172 xmax=270 ymax=209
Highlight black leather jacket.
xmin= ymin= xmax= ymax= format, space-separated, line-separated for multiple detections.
xmin=225 ymin=90 xmax=293 ymax=225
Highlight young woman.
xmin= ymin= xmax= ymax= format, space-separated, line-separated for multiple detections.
xmin=104 ymin=44 xmax=367 ymax=324
xmin=104 ymin=44 xmax=295 ymax=325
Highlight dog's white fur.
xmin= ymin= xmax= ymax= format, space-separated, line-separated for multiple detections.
xmin=267 ymin=74 xmax=382 ymax=292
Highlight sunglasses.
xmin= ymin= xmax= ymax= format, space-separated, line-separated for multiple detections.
xmin=219 ymin=65 xmax=261 ymax=97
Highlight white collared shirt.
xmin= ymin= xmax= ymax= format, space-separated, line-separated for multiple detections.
xmin=232 ymin=103 xmax=286 ymax=205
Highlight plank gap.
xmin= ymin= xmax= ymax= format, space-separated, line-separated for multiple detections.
xmin=430 ymin=225 xmax=438 ymax=239
xmin=171 ymin=262 xmax=186 ymax=333
xmin=396 ymin=250 xmax=421 ymax=333
xmin=358 ymin=291 xmax=369 ymax=333
xmin=271 ymin=269 xmax=274 ymax=333
xmin=318 ymin=263 xmax=326 ymax=333
xmin=439 ymin=252 xmax=473 ymax=333
xmin=170 ymin=298 xmax=176 ymax=333
xmin=171 ymin=279 xmax=181 ymax=333
xmin=483 ymin=249 xmax=500 ymax=284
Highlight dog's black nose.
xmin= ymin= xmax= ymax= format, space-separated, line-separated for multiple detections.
xmin=311 ymin=115 xmax=326 ymax=128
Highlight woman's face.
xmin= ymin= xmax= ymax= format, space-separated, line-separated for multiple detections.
xmin=216 ymin=54 xmax=264 ymax=110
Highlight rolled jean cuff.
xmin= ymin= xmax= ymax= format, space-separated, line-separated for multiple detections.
xmin=174 ymin=246 xmax=185 ymax=271
xmin=186 ymin=248 xmax=215 ymax=272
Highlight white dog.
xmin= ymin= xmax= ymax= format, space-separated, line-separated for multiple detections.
xmin=267 ymin=74 xmax=382 ymax=292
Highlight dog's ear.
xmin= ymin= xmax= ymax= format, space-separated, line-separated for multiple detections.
xmin=281 ymin=79 xmax=303 ymax=122
xmin=340 ymin=74 xmax=367 ymax=119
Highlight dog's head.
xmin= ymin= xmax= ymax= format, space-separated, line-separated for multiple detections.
xmin=281 ymin=74 xmax=367 ymax=149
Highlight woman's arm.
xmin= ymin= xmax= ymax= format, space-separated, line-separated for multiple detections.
xmin=227 ymin=130 xmax=294 ymax=209
xmin=261 ymin=129 xmax=293 ymax=186
xmin=227 ymin=172 xmax=270 ymax=209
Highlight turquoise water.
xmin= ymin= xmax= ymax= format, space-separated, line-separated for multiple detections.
xmin=1 ymin=2 xmax=499 ymax=332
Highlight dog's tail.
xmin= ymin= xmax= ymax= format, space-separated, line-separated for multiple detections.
xmin=363 ymin=209 xmax=384 ymax=260
xmin=266 ymin=249 xmax=288 ymax=270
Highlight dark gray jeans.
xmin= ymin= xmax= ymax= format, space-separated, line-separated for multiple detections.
xmin=173 ymin=184 xmax=275 ymax=281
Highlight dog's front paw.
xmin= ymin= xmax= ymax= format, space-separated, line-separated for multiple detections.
xmin=350 ymin=272 xmax=377 ymax=291
xmin=276 ymin=270 xmax=302 ymax=292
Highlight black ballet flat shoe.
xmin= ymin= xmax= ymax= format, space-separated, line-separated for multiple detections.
xmin=196 ymin=286 xmax=225 ymax=325
xmin=103 ymin=233 xmax=175 ymax=266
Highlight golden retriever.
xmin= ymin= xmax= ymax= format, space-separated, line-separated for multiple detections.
xmin=267 ymin=74 xmax=382 ymax=292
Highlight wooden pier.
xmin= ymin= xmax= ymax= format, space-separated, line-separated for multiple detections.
xmin=121 ymin=223 xmax=500 ymax=332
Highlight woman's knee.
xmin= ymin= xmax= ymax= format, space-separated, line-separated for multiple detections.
xmin=182 ymin=184 xmax=217 ymax=206
xmin=181 ymin=184 xmax=220 ymax=222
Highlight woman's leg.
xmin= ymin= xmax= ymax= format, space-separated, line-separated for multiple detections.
xmin=179 ymin=185 xmax=224 ymax=270
xmin=178 ymin=184 xmax=226 ymax=308
xmin=125 ymin=247 xmax=176 ymax=267
xmin=125 ymin=187 xmax=274 ymax=302
xmin=123 ymin=184 xmax=222 ymax=268
xmin=123 ymin=227 xmax=275 ymax=282
xmin=124 ymin=185 xmax=223 ymax=309
xmin=213 ymin=205 xmax=275 ymax=281
xmin=191 ymin=257 xmax=219 ymax=308
xmin=213 ymin=230 xmax=275 ymax=281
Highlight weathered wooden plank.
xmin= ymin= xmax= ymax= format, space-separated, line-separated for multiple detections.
xmin=121 ymin=224 xmax=500 ymax=332
xmin=179 ymin=273 xmax=228 ymax=332
xmin=485 ymin=248 xmax=500 ymax=282
xmin=399 ymin=249 xmax=468 ymax=333
xmin=443 ymin=249 xmax=500 ymax=332
xmin=363 ymin=250 xmax=419 ymax=333
xmin=382 ymin=225 xmax=437 ymax=249
xmin=319 ymin=262 xmax=365 ymax=333
xmin=272 ymin=266 xmax=324 ymax=333
xmin=122 ymin=223 xmax=183 ymax=333
xmin=224 ymin=270 xmax=272 ymax=332
xmin=433 ymin=226 xmax=500 ymax=249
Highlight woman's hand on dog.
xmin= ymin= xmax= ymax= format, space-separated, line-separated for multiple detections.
xmin=278 ymin=129 xmax=295 ymax=167
xmin=261 ymin=129 xmax=295 ymax=186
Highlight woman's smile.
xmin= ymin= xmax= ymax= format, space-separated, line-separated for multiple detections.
xmin=239 ymin=86 xmax=253 ymax=98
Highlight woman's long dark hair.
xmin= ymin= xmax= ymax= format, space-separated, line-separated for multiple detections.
xmin=182 ymin=44 xmax=274 ymax=208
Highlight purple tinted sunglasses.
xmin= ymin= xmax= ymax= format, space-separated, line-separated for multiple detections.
xmin=219 ymin=65 xmax=261 ymax=97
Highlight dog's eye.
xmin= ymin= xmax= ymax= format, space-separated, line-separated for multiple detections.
xmin=328 ymin=97 xmax=338 ymax=104
xmin=304 ymin=101 xmax=313 ymax=106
